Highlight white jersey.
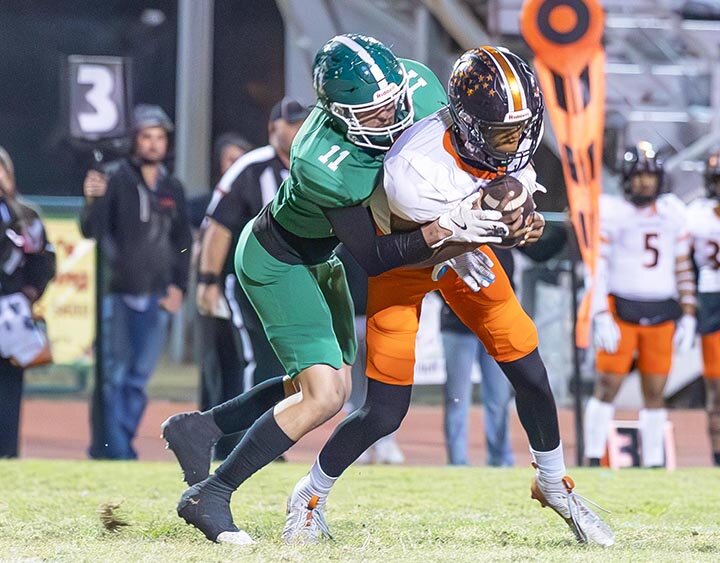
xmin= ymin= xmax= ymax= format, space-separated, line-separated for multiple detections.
xmin=600 ymin=193 xmax=689 ymax=301
xmin=688 ymin=197 xmax=720 ymax=293
xmin=371 ymin=107 xmax=540 ymax=234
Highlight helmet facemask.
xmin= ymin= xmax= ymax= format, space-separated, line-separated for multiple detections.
xmin=626 ymin=172 xmax=662 ymax=207
xmin=449 ymin=95 xmax=544 ymax=173
xmin=328 ymin=71 xmax=414 ymax=151
xmin=621 ymin=144 xmax=664 ymax=207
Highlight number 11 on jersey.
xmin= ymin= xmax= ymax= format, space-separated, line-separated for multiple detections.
xmin=318 ymin=145 xmax=350 ymax=172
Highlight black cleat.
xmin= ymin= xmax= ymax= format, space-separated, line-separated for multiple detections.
xmin=177 ymin=480 xmax=254 ymax=545
xmin=588 ymin=458 xmax=601 ymax=467
xmin=162 ymin=411 xmax=223 ymax=485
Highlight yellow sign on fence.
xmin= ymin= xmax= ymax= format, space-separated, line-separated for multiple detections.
xmin=35 ymin=216 xmax=96 ymax=366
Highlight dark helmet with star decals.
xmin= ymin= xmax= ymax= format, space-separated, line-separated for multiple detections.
xmin=620 ymin=141 xmax=664 ymax=206
xmin=447 ymin=46 xmax=544 ymax=173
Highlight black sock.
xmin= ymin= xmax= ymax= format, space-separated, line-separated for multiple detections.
xmin=714 ymin=452 xmax=720 ymax=466
xmin=318 ymin=379 xmax=412 ymax=478
xmin=498 ymin=348 xmax=560 ymax=451
xmin=214 ymin=408 xmax=295 ymax=489
xmin=210 ymin=376 xmax=287 ymax=435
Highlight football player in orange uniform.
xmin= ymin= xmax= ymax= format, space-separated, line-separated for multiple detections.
xmin=584 ymin=142 xmax=696 ymax=467
xmin=688 ymin=149 xmax=720 ymax=467
xmin=283 ymin=47 xmax=614 ymax=547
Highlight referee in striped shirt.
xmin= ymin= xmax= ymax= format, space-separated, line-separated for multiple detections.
xmin=196 ymin=98 xmax=308 ymax=459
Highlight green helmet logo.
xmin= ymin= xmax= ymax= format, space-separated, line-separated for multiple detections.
xmin=312 ymin=34 xmax=414 ymax=151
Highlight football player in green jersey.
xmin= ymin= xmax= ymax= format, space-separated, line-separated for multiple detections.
xmin=167 ymin=34 xmax=510 ymax=545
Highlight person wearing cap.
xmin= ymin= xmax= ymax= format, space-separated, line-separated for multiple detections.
xmin=80 ymin=104 xmax=192 ymax=460
xmin=192 ymin=98 xmax=308 ymax=460
xmin=0 ymin=146 xmax=56 ymax=457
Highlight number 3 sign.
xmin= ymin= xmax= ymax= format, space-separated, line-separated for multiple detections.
xmin=67 ymin=55 xmax=131 ymax=141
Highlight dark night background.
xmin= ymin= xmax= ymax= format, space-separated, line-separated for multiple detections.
xmin=0 ymin=0 xmax=284 ymax=196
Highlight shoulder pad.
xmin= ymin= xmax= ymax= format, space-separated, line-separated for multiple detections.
xmin=658 ymin=192 xmax=687 ymax=215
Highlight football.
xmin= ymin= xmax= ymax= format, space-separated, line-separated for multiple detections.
xmin=475 ymin=175 xmax=536 ymax=248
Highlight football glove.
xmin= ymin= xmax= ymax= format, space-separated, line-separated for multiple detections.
xmin=593 ymin=311 xmax=620 ymax=354
xmin=673 ymin=314 xmax=697 ymax=353
xmin=433 ymin=193 xmax=508 ymax=248
xmin=431 ymin=248 xmax=495 ymax=292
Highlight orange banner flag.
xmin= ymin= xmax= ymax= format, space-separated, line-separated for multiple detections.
xmin=520 ymin=0 xmax=605 ymax=348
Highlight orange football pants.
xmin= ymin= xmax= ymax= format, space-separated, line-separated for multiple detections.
xmin=595 ymin=298 xmax=675 ymax=376
xmin=365 ymin=247 xmax=539 ymax=386
xmin=702 ymin=331 xmax=720 ymax=379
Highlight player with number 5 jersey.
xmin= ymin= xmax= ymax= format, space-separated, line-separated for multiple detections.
xmin=170 ymin=34 xmax=510 ymax=545
xmin=584 ymin=141 xmax=696 ymax=469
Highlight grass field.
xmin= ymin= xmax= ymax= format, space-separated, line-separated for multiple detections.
xmin=1 ymin=461 xmax=719 ymax=562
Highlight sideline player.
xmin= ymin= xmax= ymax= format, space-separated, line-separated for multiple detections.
xmin=584 ymin=142 xmax=696 ymax=467
xmin=282 ymin=47 xmax=614 ymax=547
xmin=688 ymin=149 xmax=720 ymax=467
xmin=168 ymin=34 xmax=509 ymax=545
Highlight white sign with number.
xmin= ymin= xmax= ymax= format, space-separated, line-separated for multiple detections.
xmin=68 ymin=55 xmax=129 ymax=141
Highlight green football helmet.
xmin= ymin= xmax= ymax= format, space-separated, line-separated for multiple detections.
xmin=312 ymin=34 xmax=413 ymax=151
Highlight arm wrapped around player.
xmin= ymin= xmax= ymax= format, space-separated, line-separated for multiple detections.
xmin=323 ymin=198 xmax=508 ymax=277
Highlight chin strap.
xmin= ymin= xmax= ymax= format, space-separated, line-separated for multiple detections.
xmin=627 ymin=195 xmax=658 ymax=207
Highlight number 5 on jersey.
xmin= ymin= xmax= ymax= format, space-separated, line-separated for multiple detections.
xmin=644 ymin=232 xmax=659 ymax=268
xmin=318 ymin=145 xmax=350 ymax=172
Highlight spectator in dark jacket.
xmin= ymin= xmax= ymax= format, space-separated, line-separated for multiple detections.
xmin=80 ymin=104 xmax=192 ymax=460
xmin=0 ymin=146 xmax=56 ymax=458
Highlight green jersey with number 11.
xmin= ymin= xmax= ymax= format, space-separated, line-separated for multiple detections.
xmin=270 ymin=59 xmax=447 ymax=240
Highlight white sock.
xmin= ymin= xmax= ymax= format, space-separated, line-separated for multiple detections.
xmin=530 ymin=441 xmax=566 ymax=483
xmin=639 ymin=408 xmax=667 ymax=467
xmin=294 ymin=457 xmax=338 ymax=505
xmin=583 ymin=397 xmax=615 ymax=459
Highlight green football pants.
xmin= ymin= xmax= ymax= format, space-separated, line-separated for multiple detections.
xmin=234 ymin=220 xmax=357 ymax=378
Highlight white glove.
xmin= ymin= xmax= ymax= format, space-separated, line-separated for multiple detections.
xmin=593 ymin=311 xmax=621 ymax=354
xmin=431 ymin=249 xmax=496 ymax=292
xmin=673 ymin=314 xmax=697 ymax=353
xmin=433 ymin=193 xmax=508 ymax=248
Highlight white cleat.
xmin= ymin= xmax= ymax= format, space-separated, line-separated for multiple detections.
xmin=216 ymin=530 xmax=256 ymax=545
xmin=531 ymin=473 xmax=615 ymax=547
xmin=282 ymin=478 xmax=332 ymax=544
